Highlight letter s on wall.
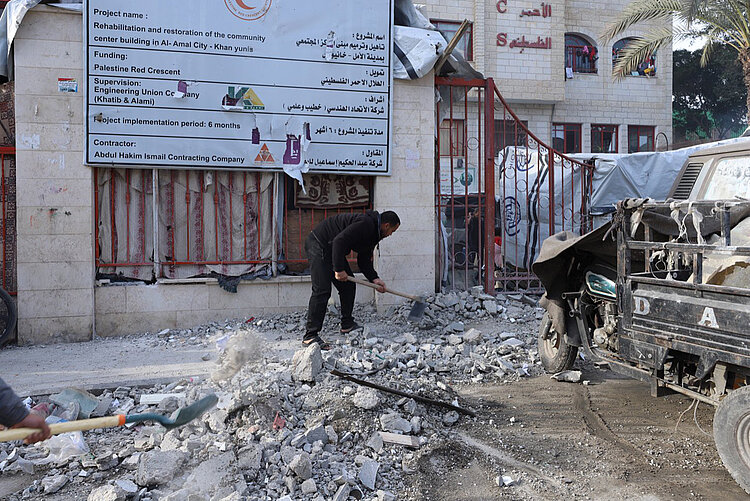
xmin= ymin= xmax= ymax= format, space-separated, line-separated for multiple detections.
xmin=496 ymin=33 xmax=507 ymax=46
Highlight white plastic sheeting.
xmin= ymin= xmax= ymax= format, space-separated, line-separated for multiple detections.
xmin=393 ymin=25 xmax=446 ymax=80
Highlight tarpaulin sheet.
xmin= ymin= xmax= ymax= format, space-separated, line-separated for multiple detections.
xmin=97 ymin=170 xmax=273 ymax=280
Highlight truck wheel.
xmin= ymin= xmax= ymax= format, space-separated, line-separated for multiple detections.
xmin=538 ymin=311 xmax=577 ymax=373
xmin=714 ymin=384 xmax=750 ymax=494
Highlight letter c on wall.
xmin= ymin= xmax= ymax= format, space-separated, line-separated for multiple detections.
xmin=496 ymin=0 xmax=507 ymax=13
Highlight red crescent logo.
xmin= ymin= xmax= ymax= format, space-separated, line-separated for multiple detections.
xmin=235 ymin=0 xmax=254 ymax=9
xmin=224 ymin=0 xmax=271 ymax=20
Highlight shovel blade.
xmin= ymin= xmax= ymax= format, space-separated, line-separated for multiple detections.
xmin=407 ymin=301 xmax=427 ymax=322
xmin=165 ymin=393 xmax=219 ymax=429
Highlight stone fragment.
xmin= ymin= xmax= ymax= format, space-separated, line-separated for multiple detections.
xmin=301 ymin=478 xmax=317 ymax=494
xmin=115 ymin=479 xmax=138 ymax=494
xmin=90 ymin=396 xmax=114 ymax=418
xmin=447 ymin=334 xmax=462 ymax=346
xmin=325 ymin=424 xmax=339 ymax=445
xmin=135 ymin=450 xmax=186 ymax=487
xmin=502 ymin=338 xmax=525 ymax=348
xmin=42 ymin=474 xmax=68 ymax=494
xmin=289 ymin=452 xmax=313 ymax=480
xmin=352 ymin=387 xmax=380 ymax=410
xmin=483 ymin=300 xmax=498 ymax=314
xmin=305 ymin=424 xmax=328 ymax=444
xmin=447 ymin=321 xmax=465 ymax=332
xmin=366 ymin=432 xmax=384 ymax=453
xmin=292 ymin=344 xmax=323 ymax=382
xmin=379 ymin=413 xmax=411 ymax=433
xmin=358 ymin=460 xmax=379 ymax=490
xmin=551 ymin=370 xmax=583 ymax=383
xmin=442 ymin=411 xmax=460 ymax=426
xmin=87 ymin=485 xmax=124 ymax=501
xmin=238 ymin=444 xmax=263 ymax=472
xmin=462 ymin=328 xmax=482 ymax=344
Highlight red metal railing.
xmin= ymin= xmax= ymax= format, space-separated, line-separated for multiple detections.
xmin=435 ymin=77 xmax=593 ymax=293
xmin=0 ymin=147 xmax=15 ymax=295
xmin=565 ymin=45 xmax=597 ymax=74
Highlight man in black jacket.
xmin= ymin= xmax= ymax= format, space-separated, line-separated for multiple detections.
xmin=303 ymin=210 xmax=400 ymax=349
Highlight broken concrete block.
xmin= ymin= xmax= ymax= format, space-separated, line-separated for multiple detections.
xmin=289 ymin=452 xmax=312 ymax=480
xmin=367 ymin=432 xmax=384 ymax=453
xmin=42 ymin=474 xmax=68 ymax=494
xmin=87 ymin=485 xmax=124 ymax=501
xmin=301 ymin=478 xmax=317 ymax=494
xmin=358 ymin=459 xmax=379 ymax=490
xmin=292 ymin=344 xmax=323 ymax=382
xmin=139 ymin=393 xmax=185 ymax=406
xmin=379 ymin=413 xmax=411 ymax=433
xmin=462 ymin=328 xmax=482 ymax=344
xmin=551 ymin=370 xmax=583 ymax=383
xmin=114 ymin=479 xmax=138 ymax=495
xmin=502 ymin=338 xmax=525 ymax=348
xmin=447 ymin=334 xmax=462 ymax=346
xmin=135 ymin=450 xmax=186 ymax=487
xmin=377 ymin=490 xmax=396 ymax=501
xmin=442 ymin=411 xmax=460 ymax=426
xmin=380 ymin=432 xmax=419 ymax=448
xmin=238 ymin=444 xmax=263 ymax=472
xmin=447 ymin=321 xmax=465 ymax=332
xmin=352 ymin=387 xmax=380 ymax=410
xmin=305 ymin=423 xmax=328 ymax=444
xmin=483 ymin=300 xmax=498 ymax=314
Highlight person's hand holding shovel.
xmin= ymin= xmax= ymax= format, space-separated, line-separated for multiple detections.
xmin=372 ymin=278 xmax=386 ymax=293
xmin=12 ymin=413 xmax=51 ymax=444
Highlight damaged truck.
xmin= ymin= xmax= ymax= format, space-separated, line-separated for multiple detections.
xmin=533 ymin=140 xmax=750 ymax=493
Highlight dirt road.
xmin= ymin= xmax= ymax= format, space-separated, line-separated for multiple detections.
xmin=408 ymin=366 xmax=748 ymax=500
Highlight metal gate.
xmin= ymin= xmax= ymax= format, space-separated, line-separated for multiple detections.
xmin=435 ymin=77 xmax=593 ymax=294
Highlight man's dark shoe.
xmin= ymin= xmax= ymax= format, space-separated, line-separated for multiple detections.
xmin=340 ymin=322 xmax=362 ymax=334
xmin=302 ymin=335 xmax=331 ymax=351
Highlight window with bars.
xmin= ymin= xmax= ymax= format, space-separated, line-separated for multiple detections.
xmin=613 ymin=38 xmax=656 ymax=77
xmin=431 ymin=20 xmax=473 ymax=61
xmin=552 ymin=123 xmax=582 ymax=154
xmin=591 ymin=124 xmax=618 ymax=153
xmin=494 ymin=119 xmax=528 ymax=156
xmin=628 ymin=125 xmax=655 ymax=153
xmin=564 ymin=34 xmax=598 ymax=74
xmin=94 ymin=169 xmax=373 ymax=281
xmin=439 ymin=119 xmax=466 ymax=157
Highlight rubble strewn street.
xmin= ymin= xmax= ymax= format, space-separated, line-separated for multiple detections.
xmin=0 ymin=290 xmax=744 ymax=500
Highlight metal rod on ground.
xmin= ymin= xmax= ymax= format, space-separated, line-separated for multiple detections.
xmin=330 ymin=369 xmax=476 ymax=417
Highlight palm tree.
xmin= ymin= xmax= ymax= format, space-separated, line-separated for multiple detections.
xmin=602 ymin=0 xmax=750 ymax=120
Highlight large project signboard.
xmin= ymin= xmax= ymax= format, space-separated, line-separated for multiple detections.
xmin=85 ymin=0 xmax=393 ymax=175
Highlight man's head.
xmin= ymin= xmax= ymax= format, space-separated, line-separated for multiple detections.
xmin=380 ymin=210 xmax=400 ymax=238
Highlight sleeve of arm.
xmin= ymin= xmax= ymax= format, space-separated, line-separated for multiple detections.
xmin=0 ymin=377 xmax=29 ymax=428
xmin=357 ymin=247 xmax=378 ymax=282
xmin=331 ymin=221 xmax=370 ymax=274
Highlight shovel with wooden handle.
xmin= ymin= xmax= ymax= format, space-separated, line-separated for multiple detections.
xmin=0 ymin=393 xmax=218 ymax=443
xmin=347 ymin=276 xmax=428 ymax=322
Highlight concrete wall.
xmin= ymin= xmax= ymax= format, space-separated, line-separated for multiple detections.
xmin=13 ymin=6 xmax=435 ymax=343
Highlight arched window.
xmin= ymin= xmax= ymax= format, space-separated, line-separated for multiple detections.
xmin=612 ymin=38 xmax=656 ymax=77
xmin=565 ymin=34 xmax=598 ymax=74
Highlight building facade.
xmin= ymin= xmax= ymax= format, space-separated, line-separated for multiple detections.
xmin=425 ymin=0 xmax=673 ymax=154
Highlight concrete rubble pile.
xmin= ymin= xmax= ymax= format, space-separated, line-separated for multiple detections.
xmin=1 ymin=289 xmax=543 ymax=500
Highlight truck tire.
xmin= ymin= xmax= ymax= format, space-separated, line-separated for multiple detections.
xmin=538 ymin=311 xmax=577 ymax=373
xmin=714 ymin=384 xmax=750 ymax=494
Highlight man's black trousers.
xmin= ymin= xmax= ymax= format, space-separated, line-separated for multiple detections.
xmin=304 ymin=233 xmax=356 ymax=340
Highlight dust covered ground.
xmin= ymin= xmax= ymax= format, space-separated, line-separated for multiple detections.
xmin=0 ymin=291 xmax=746 ymax=500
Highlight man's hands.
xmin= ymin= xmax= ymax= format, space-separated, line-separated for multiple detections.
xmin=372 ymin=278 xmax=386 ymax=293
xmin=334 ymin=271 xmax=349 ymax=282
xmin=12 ymin=412 xmax=51 ymax=444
